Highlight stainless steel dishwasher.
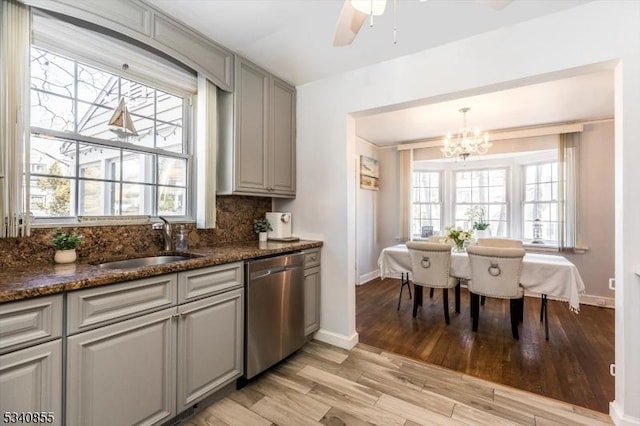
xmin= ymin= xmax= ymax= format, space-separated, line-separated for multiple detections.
xmin=243 ymin=252 xmax=305 ymax=380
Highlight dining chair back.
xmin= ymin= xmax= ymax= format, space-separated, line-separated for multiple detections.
xmin=476 ymin=238 xmax=523 ymax=248
xmin=427 ymin=235 xmax=451 ymax=245
xmin=406 ymin=241 xmax=460 ymax=324
xmin=466 ymin=245 xmax=526 ymax=339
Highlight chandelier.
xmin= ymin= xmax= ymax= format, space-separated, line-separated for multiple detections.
xmin=441 ymin=107 xmax=491 ymax=160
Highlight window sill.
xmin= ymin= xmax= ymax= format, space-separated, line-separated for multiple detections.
xmin=31 ymin=216 xmax=195 ymax=228
xmin=523 ymin=243 xmax=590 ymax=254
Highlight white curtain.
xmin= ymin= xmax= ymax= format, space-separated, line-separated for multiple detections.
xmin=0 ymin=0 xmax=31 ymax=237
xmin=399 ymin=149 xmax=413 ymax=242
xmin=558 ymin=132 xmax=580 ymax=251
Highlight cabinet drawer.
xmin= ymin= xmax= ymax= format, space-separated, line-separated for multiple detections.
xmin=0 ymin=295 xmax=63 ymax=354
xmin=67 ymin=274 xmax=177 ymax=335
xmin=178 ymin=262 xmax=243 ymax=303
xmin=304 ymin=248 xmax=321 ymax=269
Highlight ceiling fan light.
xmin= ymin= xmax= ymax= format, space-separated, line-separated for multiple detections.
xmin=351 ymin=0 xmax=387 ymax=16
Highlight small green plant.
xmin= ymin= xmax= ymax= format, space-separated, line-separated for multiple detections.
xmin=253 ymin=217 xmax=272 ymax=233
xmin=52 ymin=228 xmax=82 ymax=250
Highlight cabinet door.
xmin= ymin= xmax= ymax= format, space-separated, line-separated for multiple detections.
xmin=176 ymin=289 xmax=243 ymax=412
xmin=304 ymin=266 xmax=321 ymax=336
xmin=66 ymin=308 xmax=176 ymax=426
xmin=0 ymin=340 xmax=62 ymax=426
xmin=235 ymin=58 xmax=269 ymax=193
xmin=270 ymin=78 xmax=296 ymax=196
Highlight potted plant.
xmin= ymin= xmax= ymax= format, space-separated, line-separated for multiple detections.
xmin=253 ymin=217 xmax=272 ymax=242
xmin=52 ymin=228 xmax=82 ymax=263
xmin=444 ymin=226 xmax=473 ymax=252
xmin=466 ymin=205 xmax=491 ymax=238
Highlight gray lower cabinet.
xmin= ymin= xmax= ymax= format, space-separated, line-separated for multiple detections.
xmin=66 ymin=264 xmax=244 ymax=425
xmin=0 ymin=340 xmax=62 ymax=426
xmin=303 ymin=249 xmax=321 ymax=336
xmin=66 ymin=307 xmax=177 ymax=426
xmin=0 ymin=294 xmax=63 ymax=425
xmin=177 ymin=288 xmax=243 ymax=412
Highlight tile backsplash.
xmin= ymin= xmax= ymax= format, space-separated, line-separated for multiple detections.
xmin=0 ymin=195 xmax=271 ymax=268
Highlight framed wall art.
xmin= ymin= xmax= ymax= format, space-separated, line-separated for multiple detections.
xmin=360 ymin=155 xmax=379 ymax=190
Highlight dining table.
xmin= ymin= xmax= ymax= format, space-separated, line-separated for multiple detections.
xmin=378 ymin=244 xmax=586 ymax=313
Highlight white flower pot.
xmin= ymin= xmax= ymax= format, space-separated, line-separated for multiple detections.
xmin=475 ymin=228 xmax=491 ymax=239
xmin=54 ymin=249 xmax=77 ymax=264
xmin=258 ymin=232 xmax=268 ymax=242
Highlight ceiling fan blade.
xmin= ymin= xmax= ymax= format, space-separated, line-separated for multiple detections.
xmin=476 ymin=0 xmax=513 ymax=10
xmin=333 ymin=0 xmax=367 ymax=47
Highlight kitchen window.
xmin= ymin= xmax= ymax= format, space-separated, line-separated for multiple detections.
xmin=29 ymin=46 xmax=192 ymax=220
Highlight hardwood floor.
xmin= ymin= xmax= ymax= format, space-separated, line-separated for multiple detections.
xmin=356 ymin=278 xmax=615 ymax=414
xmin=185 ymin=340 xmax=612 ymax=425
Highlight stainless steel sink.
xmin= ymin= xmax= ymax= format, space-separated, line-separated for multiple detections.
xmin=95 ymin=255 xmax=198 ymax=270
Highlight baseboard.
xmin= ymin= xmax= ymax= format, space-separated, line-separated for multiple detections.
xmin=358 ymin=269 xmax=380 ymax=285
xmin=610 ymin=400 xmax=640 ymax=425
xmin=313 ymin=328 xmax=359 ymax=350
xmin=522 ymin=291 xmax=614 ymax=309
xmin=579 ymin=294 xmax=615 ymax=309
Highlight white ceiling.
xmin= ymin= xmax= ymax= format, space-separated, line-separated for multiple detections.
xmin=148 ymin=0 xmax=613 ymax=147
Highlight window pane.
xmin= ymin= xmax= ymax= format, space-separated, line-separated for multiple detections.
xmin=457 ymin=187 xmax=471 ymax=203
xmin=30 ymin=136 xmax=75 ymax=177
xmin=489 ymin=186 xmax=505 ymax=202
xmin=77 ymin=63 xmax=118 ymax=106
xmin=156 ymin=121 xmax=183 ymax=152
xmin=30 ymin=176 xmax=72 ymax=216
xmin=523 ymin=203 xmax=536 ymax=221
xmin=77 ymin=101 xmax=115 ymax=139
xmin=429 ymin=188 xmax=439 ymax=203
xmin=540 ymin=163 xmax=552 ymax=182
xmin=121 ymin=183 xmax=153 ymax=215
xmin=31 ymin=49 xmax=74 ymax=97
xmin=78 ymin=144 xmax=121 ymax=180
xmin=130 ymin=115 xmax=155 ymax=148
xmin=122 ymin=151 xmax=155 ymax=184
xmin=79 ymin=180 xmax=117 ymax=215
xmin=158 ymin=186 xmax=186 ymax=216
xmin=31 ymin=91 xmax=75 ymax=132
xmin=538 ymin=183 xmax=552 ymax=201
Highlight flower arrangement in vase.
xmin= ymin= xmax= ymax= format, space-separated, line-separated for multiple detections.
xmin=52 ymin=228 xmax=82 ymax=263
xmin=444 ymin=226 xmax=473 ymax=252
xmin=253 ymin=217 xmax=272 ymax=242
xmin=466 ymin=205 xmax=491 ymax=238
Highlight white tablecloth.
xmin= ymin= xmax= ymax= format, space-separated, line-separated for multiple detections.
xmin=378 ymin=244 xmax=586 ymax=312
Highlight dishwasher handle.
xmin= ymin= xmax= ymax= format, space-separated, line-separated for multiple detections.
xmin=250 ymin=264 xmax=299 ymax=280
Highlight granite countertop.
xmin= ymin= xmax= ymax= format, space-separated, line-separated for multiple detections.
xmin=0 ymin=240 xmax=322 ymax=303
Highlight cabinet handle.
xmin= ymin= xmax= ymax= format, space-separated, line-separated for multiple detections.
xmin=172 ymin=314 xmax=180 ymax=320
xmin=309 ymin=255 xmax=317 ymax=261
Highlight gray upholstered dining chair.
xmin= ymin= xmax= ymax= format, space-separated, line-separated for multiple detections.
xmin=466 ymin=245 xmax=526 ymax=339
xmin=406 ymin=241 xmax=460 ymax=324
xmin=476 ymin=238 xmax=523 ymax=248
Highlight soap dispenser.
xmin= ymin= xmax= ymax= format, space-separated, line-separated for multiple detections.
xmin=176 ymin=225 xmax=188 ymax=252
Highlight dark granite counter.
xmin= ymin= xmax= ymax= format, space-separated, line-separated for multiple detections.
xmin=0 ymin=240 xmax=322 ymax=303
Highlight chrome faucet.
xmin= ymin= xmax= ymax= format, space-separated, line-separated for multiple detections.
xmin=152 ymin=217 xmax=172 ymax=251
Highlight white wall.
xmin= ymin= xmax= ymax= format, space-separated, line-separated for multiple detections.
xmin=276 ymin=2 xmax=640 ymax=423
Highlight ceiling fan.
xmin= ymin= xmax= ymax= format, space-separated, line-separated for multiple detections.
xmin=333 ymin=0 xmax=513 ymax=47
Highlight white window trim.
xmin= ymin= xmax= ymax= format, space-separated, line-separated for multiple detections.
xmin=411 ymin=170 xmax=443 ymax=237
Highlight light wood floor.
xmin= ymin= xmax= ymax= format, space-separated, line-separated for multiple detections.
xmin=185 ymin=340 xmax=611 ymax=425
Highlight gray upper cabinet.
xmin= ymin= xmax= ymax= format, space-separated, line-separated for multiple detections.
xmin=218 ymin=57 xmax=296 ymax=198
